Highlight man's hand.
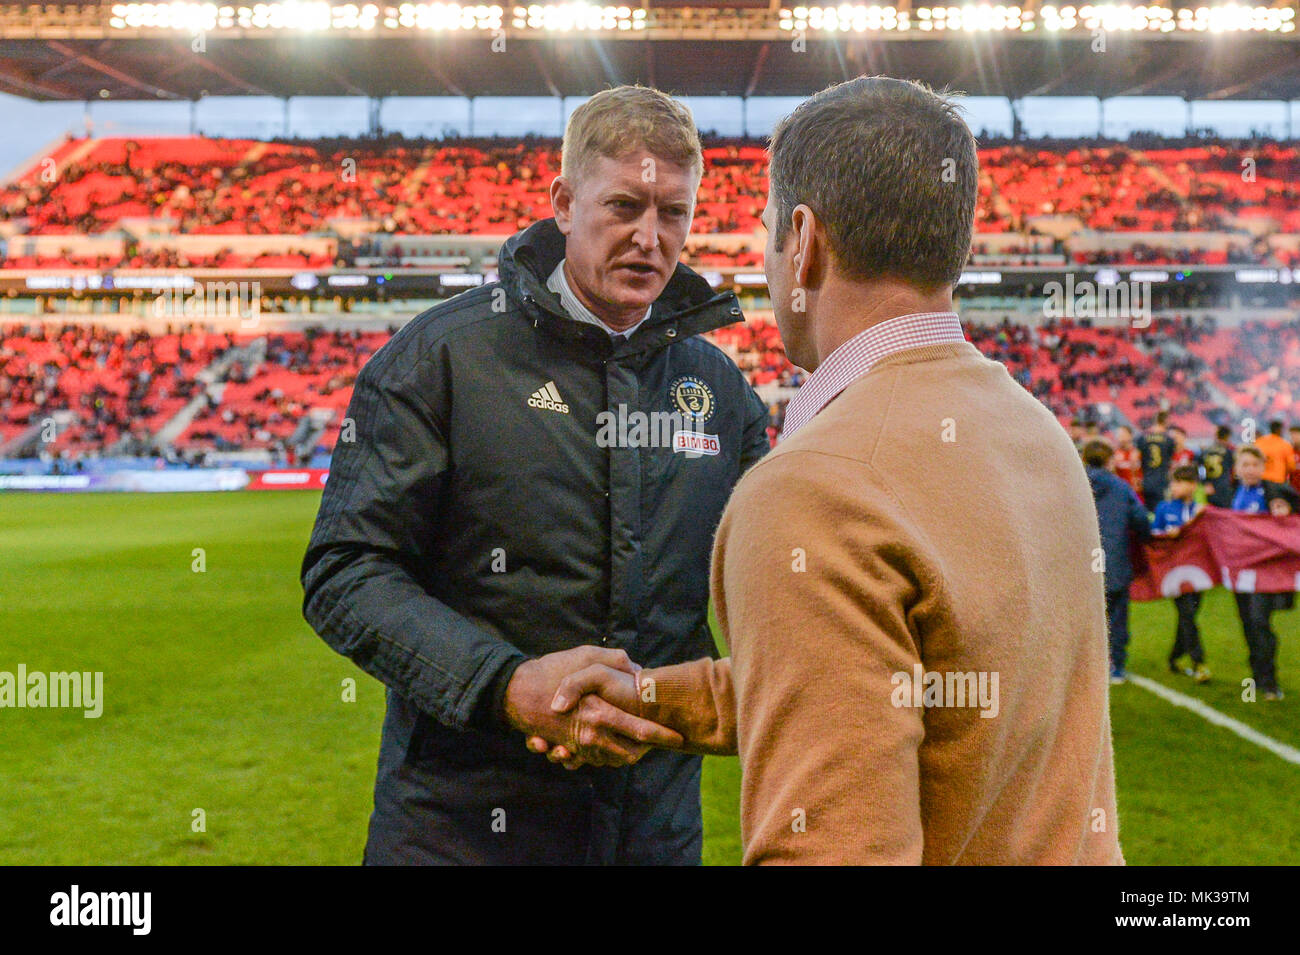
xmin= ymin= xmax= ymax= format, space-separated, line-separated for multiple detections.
xmin=524 ymin=663 xmax=657 ymax=770
xmin=504 ymin=647 xmax=681 ymax=768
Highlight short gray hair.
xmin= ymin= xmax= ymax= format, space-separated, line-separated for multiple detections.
xmin=768 ymin=76 xmax=978 ymax=291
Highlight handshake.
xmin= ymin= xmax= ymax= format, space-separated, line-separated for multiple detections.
xmin=502 ymin=645 xmax=680 ymax=771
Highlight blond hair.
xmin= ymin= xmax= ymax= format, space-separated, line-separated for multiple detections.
xmin=561 ymin=85 xmax=702 ymax=184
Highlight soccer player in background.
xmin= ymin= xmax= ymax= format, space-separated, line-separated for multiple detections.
xmin=1137 ymin=411 xmax=1175 ymax=509
xmin=1084 ymin=438 xmax=1153 ymax=684
xmin=1152 ymin=465 xmax=1209 ymax=683
xmin=1113 ymin=425 xmax=1143 ymax=494
xmin=1232 ymin=447 xmax=1284 ymax=700
xmin=1200 ymin=425 xmax=1236 ymax=508
xmin=1288 ymin=425 xmax=1300 ymax=496
xmin=1169 ymin=424 xmax=1195 ymax=468
xmin=1256 ymin=419 xmax=1296 ymax=486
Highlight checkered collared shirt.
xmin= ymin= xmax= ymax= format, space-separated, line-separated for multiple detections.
xmin=780 ymin=311 xmax=966 ymax=439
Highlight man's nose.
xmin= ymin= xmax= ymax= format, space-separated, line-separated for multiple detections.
xmin=631 ymin=211 xmax=659 ymax=253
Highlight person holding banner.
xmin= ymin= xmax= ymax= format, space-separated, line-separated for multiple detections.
xmin=1233 ymin=446 xmax=1267 ymax=513
xmin=1152 ymin=465 xmax=1209 ymax=683
xmin=1232 ymin=447 xmax=1284 ymax=700
xmin=1266 ymin=481 xmax=1300 ymax=520
xmin=1264 ymin=482 xmax=1299 ymax=622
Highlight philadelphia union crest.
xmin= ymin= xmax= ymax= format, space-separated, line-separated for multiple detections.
xmin=669 ymin=375 xmax=715 ymax=423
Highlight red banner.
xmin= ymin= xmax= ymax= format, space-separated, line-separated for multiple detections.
xmin=245 ymin=468 xmax=329 ymax=491
xmin=1130 ymin=506 xmax=1300 ymax=601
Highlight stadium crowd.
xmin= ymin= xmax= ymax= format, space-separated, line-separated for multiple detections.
xmin=7 ymin=314 xmax=1300 ymax=466
xmin=2 ymin=135 xmax=1299 ymax=272
xmin=0 ymin=322 xmax=222 ymax=456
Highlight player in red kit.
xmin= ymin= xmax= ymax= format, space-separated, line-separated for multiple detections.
xmin=1169 ymin=424 xmax=1195 ymax=468
xmin=1113 ymin=425 xmax=1143 ymax=494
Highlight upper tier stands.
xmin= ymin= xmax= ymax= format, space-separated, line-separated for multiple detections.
xmin=979 ymin=143 xmax=1300 ymax=233
xmin=2 ymin=138 xmax=1297 ymax=270
xmin=0 ymin=138 xmax=763 ymax=238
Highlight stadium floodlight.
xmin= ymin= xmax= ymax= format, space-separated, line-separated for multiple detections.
xmin=97 ymin=0 xmax=1300 ymax=34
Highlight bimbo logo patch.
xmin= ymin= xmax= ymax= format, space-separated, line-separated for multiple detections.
xmin=673 ymin=431 xmax=720 ymax=455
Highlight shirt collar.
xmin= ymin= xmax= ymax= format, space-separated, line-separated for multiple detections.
xmin=546 ymin=260 xmax=653 ymax=340
xmin=780 ymin=311 xmax=965 ymax=439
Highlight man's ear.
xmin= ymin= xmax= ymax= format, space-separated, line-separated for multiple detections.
xmin=550 ymin=176 xmax=575 ymax=235
xmin=790 ymin=203 xmax=822 ymax=290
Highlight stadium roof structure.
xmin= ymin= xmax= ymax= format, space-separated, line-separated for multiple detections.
xmin=0 ymin=2 xmax=1298 ymax=103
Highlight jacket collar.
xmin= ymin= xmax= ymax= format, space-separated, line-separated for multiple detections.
xmin=497 ymin=218 xmax=744 ymax=354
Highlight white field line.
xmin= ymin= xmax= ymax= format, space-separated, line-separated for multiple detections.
xmin=1126 ymin=673 xmax=1300 ymax=766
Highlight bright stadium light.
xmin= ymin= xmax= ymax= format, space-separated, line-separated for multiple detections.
xmin=96 ymin=0 xmax=1300 ymax=34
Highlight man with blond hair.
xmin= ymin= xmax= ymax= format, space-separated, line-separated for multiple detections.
xmin=301 ymin=85 xmax=770 ymax=864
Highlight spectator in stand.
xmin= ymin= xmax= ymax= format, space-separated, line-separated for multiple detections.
xmin=1069 ymin=417 xmax=1085 ymax=451
xmin=1137 ymin=411 xmax=1175 ymax=510
xmin=1112 ymin=425 xmax=1143 ymax=494
xmin=1083 ymin=438 xmax=1152 ymax=684
xmin=1200 ymin=425 xmax=1236 ymax=508
xmin=1256 ymin=419 xmax=1296 ymax=485
xmin=1151 ymin=465 xmax=1210 ymax=684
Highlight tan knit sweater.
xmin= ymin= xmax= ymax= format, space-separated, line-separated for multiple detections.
xmin=641 ymin=340 xmax=1123 ymax=865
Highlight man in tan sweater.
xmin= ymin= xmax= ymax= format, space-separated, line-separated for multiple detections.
xmin=535 ymin=76 xmax=1123 ymax=865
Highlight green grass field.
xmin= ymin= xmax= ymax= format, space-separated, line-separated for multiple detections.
xmin=2 ymin=491 xmax=1297 ymax=865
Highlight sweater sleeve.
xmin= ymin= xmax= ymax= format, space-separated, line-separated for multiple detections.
xmin=712 ymin=449 xmax=930 ymax=865
xmin=636 ymin=657 xmax=736 ymax=756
